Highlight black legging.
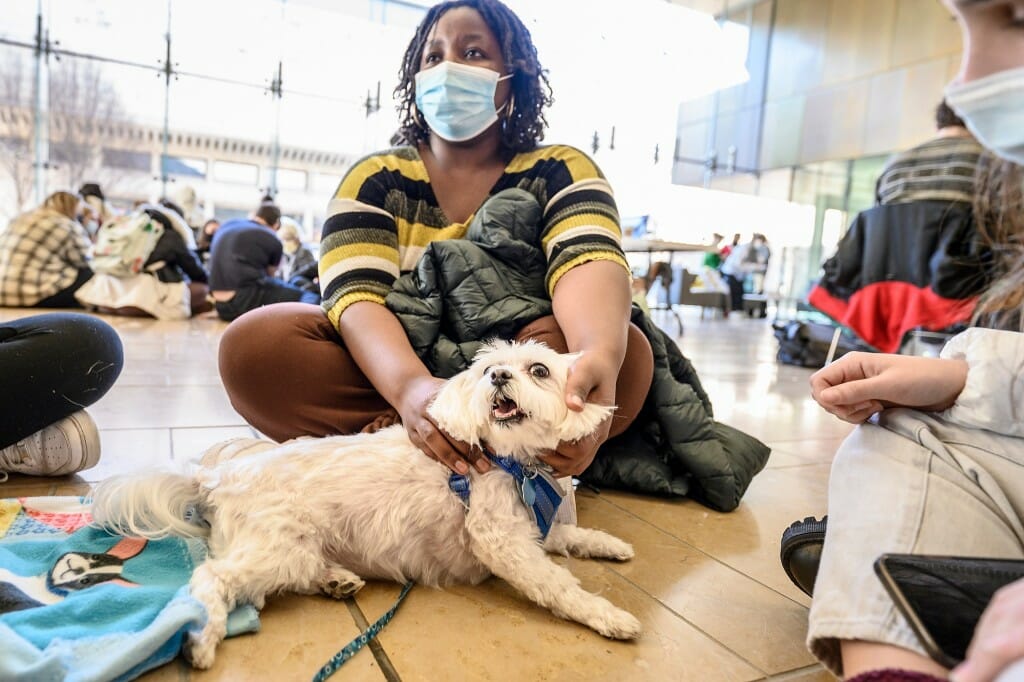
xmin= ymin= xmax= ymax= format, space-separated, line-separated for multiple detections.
xmin=34 ymin=267 xmax=93 ymax=308
xmin=0 ymin=313 xmax=124 ymax=448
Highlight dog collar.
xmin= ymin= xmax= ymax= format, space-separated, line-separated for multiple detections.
xmin=447 ymin=449 xmax=564 ymax=539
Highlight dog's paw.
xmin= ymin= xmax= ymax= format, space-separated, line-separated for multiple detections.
xmin=581 ymin=602 xmax=634 ymax=638
xmin=320 ymin=568 xmax=365 ymax=599
xmin=183 ymin=631 xmax=218 ymax=669
xmin=589 ymin=607 xmax=642 ymax=640
xmin=602 ymin=537 xmax=634 ymax=561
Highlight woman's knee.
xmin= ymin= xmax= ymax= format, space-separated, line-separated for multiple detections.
xmin=610 ymin=324 xmax=654 ymax=437
xmin=218 ymin=303 xmax=335 ymax=391
xmin=514 ymin=315 xmax=568 ymax=352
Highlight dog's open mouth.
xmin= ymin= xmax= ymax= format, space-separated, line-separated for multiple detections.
xmin=491 ymin=397 xmax=525 ymax=424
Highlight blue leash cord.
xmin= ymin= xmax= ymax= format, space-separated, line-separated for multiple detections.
xmin=311 ymin=581 xmax=414 ymax=681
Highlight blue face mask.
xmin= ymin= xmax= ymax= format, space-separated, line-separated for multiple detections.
xmin=946 ymin=66 xmax=1024 ymax=165
xmin=414 ymin=61 xmax=512 ymax=142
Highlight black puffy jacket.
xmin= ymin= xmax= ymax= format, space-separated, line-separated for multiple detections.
xmin=386 ymin=189 xmax=770 ymax=512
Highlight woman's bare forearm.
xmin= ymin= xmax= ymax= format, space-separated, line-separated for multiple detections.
xmin=338 ymin=301 xmax=433 ymax=409
xmin=551 ymin=260 xmax=631 ymax=365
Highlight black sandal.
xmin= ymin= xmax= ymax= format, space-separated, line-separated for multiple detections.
xmin=779 ymin=515 xmax=828 ymax=597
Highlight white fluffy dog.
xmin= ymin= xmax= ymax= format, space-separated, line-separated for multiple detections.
xmin=90 ymin=340 xmax=640 ymax=669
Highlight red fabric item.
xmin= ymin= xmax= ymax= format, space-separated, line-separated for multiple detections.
xmin=808 ymin=281 xmax=977 ymax=353
xmin=846 ymin=669 xmax=946 ymax=682
xmin=21 ymin=498 xmax=93 ymax=534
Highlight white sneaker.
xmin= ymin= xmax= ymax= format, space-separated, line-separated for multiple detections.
xmin=0 ymin=410 xmax=101 ymax=481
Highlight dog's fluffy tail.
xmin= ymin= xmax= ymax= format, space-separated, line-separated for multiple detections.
xmin=90 ymin=472 xmax=210 ymax=539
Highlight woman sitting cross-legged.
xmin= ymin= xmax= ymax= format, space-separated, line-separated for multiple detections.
xmin=219 ymin=0 xmax=652 ymax=480
xmin=0 ymin=191 xmax=94 ymax=309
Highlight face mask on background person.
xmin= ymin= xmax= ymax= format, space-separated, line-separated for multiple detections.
xmin=946 ymin=66 xmax=1024 ymax=165
xmin=414 ymin=61 xmax=512 ymax=142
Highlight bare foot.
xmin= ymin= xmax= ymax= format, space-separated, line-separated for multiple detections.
xmin=361 ymin=408 xmax=401 ymax=434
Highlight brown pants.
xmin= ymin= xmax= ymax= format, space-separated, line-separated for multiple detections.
xmin=219 ymin=303 xmax=655 ymax=443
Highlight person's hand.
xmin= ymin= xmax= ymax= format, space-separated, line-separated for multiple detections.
xmin=952 ymin=578 xmax=1024 ymax=682
xmin=539 ymin=351 xmax=617 ymax=476
xmin=810 ymin=352 xmax=968 ymax=424
xmin=397 ymin=375 xmax=489 ymax=475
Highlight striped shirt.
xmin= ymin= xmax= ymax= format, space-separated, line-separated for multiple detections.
xmin=0 ymin=208 xmax=92 ymax=307
xmin=320 ymin=144 xmax=629 ymax=329
xmin=875 ymin=135 xmax=984 ymax=206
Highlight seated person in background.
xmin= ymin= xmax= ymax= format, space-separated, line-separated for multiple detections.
xmin=79 ymin=182 xmax=114 ymax=238
xmin=0 ymin=313 xmax=122 ymax=479
xmin=703 ymin=233 xmax=724 ymax=270
xmin=145 ymin=201 xmax=211 ymax=315
xmin=785 ymin=2 xmax=1024 ymax=680
xmin=875 ymin=99 xmax=984 ymax=206
xmin=276 ymin=217 xmax=317 ymax=292
xmin=0 ymin=191 xmax=93 ymax=309
xmin=808 ymin=100 xmax=988 ymax=353
xmin=169 ymin=184 xmax=204 ymax=234
xmin=208 ymin=198 xmax=319 ymax=322
xmin=196 ymin=218 xmax=220 ymax=259
xmin=74 ymin=201 xmax=212 ymax=320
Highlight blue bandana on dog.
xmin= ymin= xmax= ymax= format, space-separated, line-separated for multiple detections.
xmin=448 ymin=450 xmax=565 ymax=538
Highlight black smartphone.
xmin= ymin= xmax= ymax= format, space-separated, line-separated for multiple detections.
xmin=874 ymin=553 xmax=1024 ymax=668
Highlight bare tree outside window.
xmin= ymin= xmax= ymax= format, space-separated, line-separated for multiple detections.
xmin=0 ymin=54 xmax=34 ymax=218
xmin=0 ymin=54 xmax=130 ymax=220
xmin=49 ymin=58 xmax=128 ymax=195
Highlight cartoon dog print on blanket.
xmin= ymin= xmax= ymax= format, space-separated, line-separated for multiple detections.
xmin=0 ymin=537 xmax=146 ymax=614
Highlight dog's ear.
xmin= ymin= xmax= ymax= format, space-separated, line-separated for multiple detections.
xmin=557 ymin=402 xmax=616 ymax=443
xmin=427 ymin=368 xmax=482 ymax=445
xmin=561 ymin=351 xmax=583 ymax=365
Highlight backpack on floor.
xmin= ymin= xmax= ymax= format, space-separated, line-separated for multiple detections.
xmin=91 ymin=211 xmax=164 ymax=278
xmin=772 ymin=319 xmax=874 ymax=368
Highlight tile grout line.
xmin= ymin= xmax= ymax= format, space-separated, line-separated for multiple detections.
xmin=593 ymin=561 xmax=771 ymax=678
xmin=584 ymin=493 xmax=812 ymax=609
xmin=344 ymin=597 xmax=402 ymax=682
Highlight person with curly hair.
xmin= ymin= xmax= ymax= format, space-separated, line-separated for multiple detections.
xmin=217 ymin=0 xmax=654 ymax=479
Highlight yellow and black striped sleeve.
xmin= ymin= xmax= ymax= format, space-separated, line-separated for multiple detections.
xmin=319 ymin=155 xmax=402 ymax=330
xmin=510 ymin=146 xmax=630 ymax=296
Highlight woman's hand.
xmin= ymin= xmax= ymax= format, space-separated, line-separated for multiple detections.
xmin=397 ymin=375 xmax=488 ymax=475
xmin=952 ymin=578 xmax=1024 ymax=682
xmin=810 ymin=352 xmax=968 ymax=424
xmin=539 ymin=351 xmax=617 ymax=476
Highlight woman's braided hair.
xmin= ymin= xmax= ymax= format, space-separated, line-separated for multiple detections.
xmin=394 ymin=0 xmax=553 ymax=153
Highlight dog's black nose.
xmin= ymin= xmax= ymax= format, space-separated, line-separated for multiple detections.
xmin=490 ymin=368 xmax=512 ymax=386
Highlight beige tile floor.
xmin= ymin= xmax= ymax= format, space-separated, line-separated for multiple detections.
xmin=0 ymin=306 xmax=851 ymax=681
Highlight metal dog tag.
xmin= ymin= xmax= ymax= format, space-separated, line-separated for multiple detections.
xmin=520 ymin=477 xmax=537 ymax=507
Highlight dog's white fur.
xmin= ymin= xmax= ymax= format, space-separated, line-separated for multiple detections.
xmin=90 ymin=341 xmax=640 ymax=669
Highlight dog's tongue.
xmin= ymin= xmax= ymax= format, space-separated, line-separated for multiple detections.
xmin=494 ymin=398 xmax=518 ymax=418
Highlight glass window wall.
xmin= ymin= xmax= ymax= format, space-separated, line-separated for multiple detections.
xmin=0 ymin=0 xmax=430 ymax=225
xmin=1 ymin=0 xmax=757 ymax=240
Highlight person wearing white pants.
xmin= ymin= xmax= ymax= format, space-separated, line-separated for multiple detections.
xmin=799 ymin=1 xmax=1024 ymax=679
xmin=808 ymin=330 xmax=1024 ymax=680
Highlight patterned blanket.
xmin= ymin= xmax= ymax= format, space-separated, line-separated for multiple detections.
xmin=0 ymin=496 xmax=259 ymax=682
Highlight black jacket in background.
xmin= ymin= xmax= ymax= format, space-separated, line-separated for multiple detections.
xmin=143 ymin=209 xmax=209 ymax=284
xmin=808 ymin=201 xmax=990 ymax=352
